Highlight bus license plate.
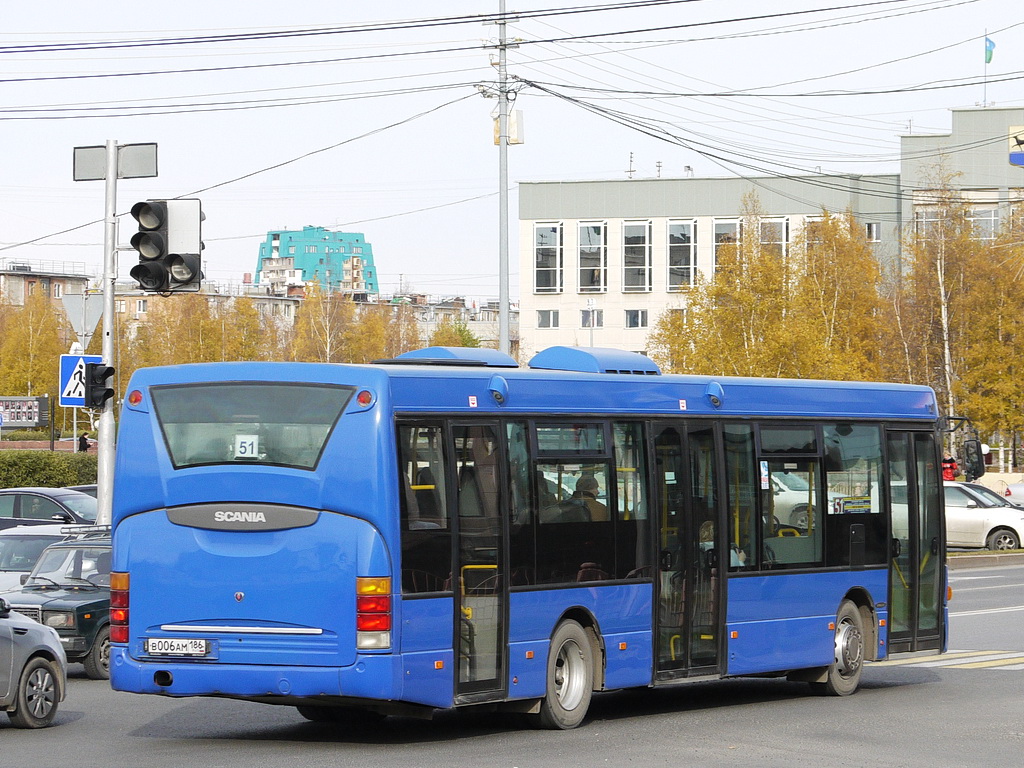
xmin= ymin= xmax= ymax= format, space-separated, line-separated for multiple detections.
xmin=145 ymin=638 xmax=209 ymax=657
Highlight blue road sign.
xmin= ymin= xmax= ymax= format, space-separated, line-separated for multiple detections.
xmin=60 ymin=354 xmax=102 ymax=408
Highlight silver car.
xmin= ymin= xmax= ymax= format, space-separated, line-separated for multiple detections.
xmin=0 ymin=595 xmax=67 ymax=728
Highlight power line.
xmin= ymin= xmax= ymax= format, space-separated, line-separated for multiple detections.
xmin=0 ymin=93 xmax=474 ymax=254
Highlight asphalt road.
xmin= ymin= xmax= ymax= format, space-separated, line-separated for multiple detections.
xmin=4 ymin=563 xmax=1023 ymax=768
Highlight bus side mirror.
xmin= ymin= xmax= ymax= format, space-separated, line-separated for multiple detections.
xmin=962 ymin=439 xmax=985 ymax=482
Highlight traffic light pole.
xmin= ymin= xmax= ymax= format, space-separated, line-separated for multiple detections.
xmin=96 ymin=139 xmax=118 ymax=527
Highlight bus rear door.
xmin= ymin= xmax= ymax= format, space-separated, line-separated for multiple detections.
xmin=452 ymin=423 xmax=507 ymax=701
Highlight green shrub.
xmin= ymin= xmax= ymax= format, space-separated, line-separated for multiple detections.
xmin=0 ymin=451 xmax=97 ymax=488
xmin=2 ymin=429 xmax=62 ymax=441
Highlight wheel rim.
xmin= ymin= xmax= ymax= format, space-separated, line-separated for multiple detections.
xmin=793 ymin=508 xmax=808 ymax=528
xmin=26 ymin=667 xmax=56 ymax=719
xmin=100 ymin=636 xmax=111 ymax=673
xmin=553 ymin=639 xmax=587 ymax=711
xmin=834 ymin=617 xmax=863 ymax=678
xmin=994 ymin=533 xmax=1018 ymax=550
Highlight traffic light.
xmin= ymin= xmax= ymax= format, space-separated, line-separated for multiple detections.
xmin=129 ymin=199 xmax=204 ymax=292
xmin=84 ymin=363 xmax=115 ymax=408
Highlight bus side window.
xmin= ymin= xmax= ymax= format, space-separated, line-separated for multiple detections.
xmin=398 ymin=425 xmax=451 ymax=594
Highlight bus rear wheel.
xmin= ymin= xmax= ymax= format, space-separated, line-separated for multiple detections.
xmin=535 ymin=620 xmax=594 ymax=730
xmin=813 ymin=600 xmax=864 ymax=696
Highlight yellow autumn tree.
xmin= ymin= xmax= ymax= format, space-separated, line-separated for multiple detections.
xmin=648 ymin=194 xmax=791 ymax=377
xmin=0 ymin=290 xmax=72 ymax=399
xmin=429 ymin=316 xmax=481 ymax=348
xmin=290 ymin=283 xmax=354 ymax=363
xmin=649 ymin=197 xmax=885 ymax=381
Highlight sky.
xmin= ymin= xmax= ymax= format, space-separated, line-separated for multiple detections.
xmin=0 ymin=0 xmax=1021 ymax=302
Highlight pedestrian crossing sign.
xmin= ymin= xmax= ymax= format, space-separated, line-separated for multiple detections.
xmin=59 ymin=354 xmax=102 ymax=407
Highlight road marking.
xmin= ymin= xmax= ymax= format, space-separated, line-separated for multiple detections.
xmin=871 ymin=650 xmax=990 ymax=666
xmin=951 ymin=604 xmax=1024 ymax=616
xmin=942 ymin=654 xmax=1024 ymax=669
xmin=873 ymin=650 xmax=1024 ymax=670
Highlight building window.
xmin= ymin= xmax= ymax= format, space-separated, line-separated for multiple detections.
xmin=625 ymin=309 xmax=648 ymax=329
xmin=534 ymin=223 xmax=563 ymax=294
xmin=52 ymin=283 xmax=63 ymax=299
xmin=581 ymin=308 xmax=603 ymax=328
xmin=714 ymin=220 xmax=739 ymax=270
xmin=914 ymin=209 xmax=941 ymax=240
xmin=667 ymin=219 xmax=695 ymax=291
xmin=115 ymin=299 xmax=126 ymax=313
xmin=136 ymin=299 xmax=148 ymax=314
xmin=623 ymin=221 xmax=652 ymax=292
xmin=352 ymin=246 xmax=363 ymax=254
xmin=760 ymin=219 xmax=787 ymax=258
xmin=288 ymin=245 xmax=296 ymax=254
xmin=865 ymin=222 xmax=882 ymax=242
xmin=804 ymin=217 xmax=824 ymax=245
xmin=969 ymin=208 xmax=998 ymax=241
xmin=578 ymin=222 xmax=607 ymax=293
xmin=537 ymin=309 xmax=559 ymax=328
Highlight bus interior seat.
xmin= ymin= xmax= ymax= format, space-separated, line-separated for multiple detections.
xmin=576 ymin=562 xmax=610 ymax=582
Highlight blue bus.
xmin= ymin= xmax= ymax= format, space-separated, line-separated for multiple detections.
xmin=109 ymin=346 xmax=950 ymax=729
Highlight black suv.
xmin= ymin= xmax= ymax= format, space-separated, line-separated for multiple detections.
xmin=5 ymin=536 xmax=111 ymax=679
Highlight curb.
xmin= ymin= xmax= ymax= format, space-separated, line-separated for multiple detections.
xmin=948 ymin=551 xmax=1024 ymax=570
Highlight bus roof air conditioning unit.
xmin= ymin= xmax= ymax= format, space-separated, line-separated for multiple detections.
xmin=376 ymin=346 xmax=519 ymax=368
xmin=527 ymin=346 xmax=661 ymax=375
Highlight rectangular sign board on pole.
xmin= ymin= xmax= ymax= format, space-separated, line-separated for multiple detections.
xmin=59 ymin=354 xmax=102 ymax=408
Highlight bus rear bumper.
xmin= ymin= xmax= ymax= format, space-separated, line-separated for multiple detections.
xmin=109 ymin=645 xmax=400 ymax=701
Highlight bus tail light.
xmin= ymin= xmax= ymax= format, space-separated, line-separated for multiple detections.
xmin=356 ymin=577 xmax=391 ymax=650
xmin=110 ymin=571 xmax=130 ymax=644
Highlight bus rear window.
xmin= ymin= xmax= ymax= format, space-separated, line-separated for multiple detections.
xmin=151 ymin=383 xmax=354 ymax=470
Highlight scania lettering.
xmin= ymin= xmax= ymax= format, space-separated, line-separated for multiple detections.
xmin=213 ymin=511 xmax=266 ymax=523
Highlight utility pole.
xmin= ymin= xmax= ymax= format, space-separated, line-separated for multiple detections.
xmin=497 ymin=0 xmax=511 ymax=356
xmin=97 ymin=140 xmax=117 ymax=526
xmin=72 ymin=140 xmax=157 ymax=526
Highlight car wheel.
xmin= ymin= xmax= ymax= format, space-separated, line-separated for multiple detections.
xmin=987 ymin=529 xmax=1020 ymax=551
xmin=7 ymin=657 xmax=60 ymax=729
xmin=810 ymin=600 xmax=864 ymax=697
xmin=83 ymin=626 xmax=111 ymax=680
xmin=534 ymin=620 xmax=594 ymax=730
xmin=790 ymin=506 xmax=811 ymax=529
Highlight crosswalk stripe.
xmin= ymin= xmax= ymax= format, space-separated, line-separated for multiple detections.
xmin=941 ymin=654 xmax=1024 ymax=669
xmin=872 ymin=650 xmax=1024 ymax=669
xmin=871 ymin=650 xmax=1000 ymax=667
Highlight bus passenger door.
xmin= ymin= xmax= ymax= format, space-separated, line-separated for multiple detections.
xmin=654 ymin=422 xmax=721 ymax=677
xmin=886 ymin=431 xmax=944 ymax=653
xmin=452 ymin=423 xmax=507 ymax=701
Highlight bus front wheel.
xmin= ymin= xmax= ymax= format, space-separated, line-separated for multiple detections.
xmin=535 ymin=620 xmax=594 ymax=730
xmin=813 ymin=600 xmax=864 ymax=697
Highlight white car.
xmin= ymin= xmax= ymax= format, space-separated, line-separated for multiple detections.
xmin=0 ymin=525 xmax=88 ymax=592
xmin=944 ymin=481 xmax=1024 ymax=550
xmin=770 ymin=471 xmax=842 ymax=529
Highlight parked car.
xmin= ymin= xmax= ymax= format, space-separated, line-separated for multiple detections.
xmin=963 ymin=482 xmax=1024 ymax=509
xmin=0 ymin=487 xmax=97 ymax=530
xmin=5 ymin=537 xmax=112 ymax=679
xmin=63 ymin=484 xmax=97 ymax=499
xmin=944 ymin=481 xmax=1024 ymax=550
xmin=999 ymin=482 xmax=1024 ymax=508
xmin=769 ymin=471 xmax=842 ymax=529
xmin=0 ymin=524 xmax=88 ymax=592
xmin=0 ymin=594 xmax=67 ymax=727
